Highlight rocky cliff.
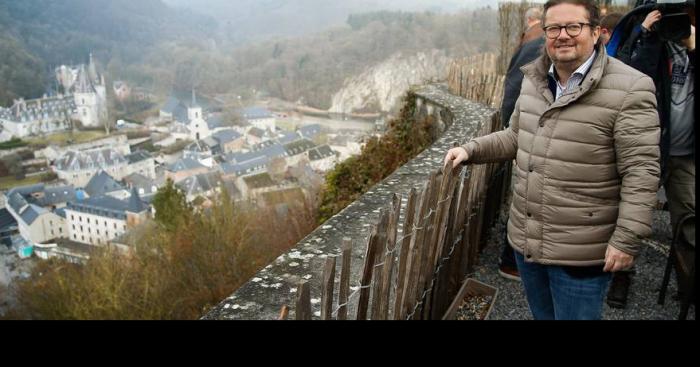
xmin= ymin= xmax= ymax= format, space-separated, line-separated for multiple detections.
xmin=329 ymin=50 xmax=450 ymax=114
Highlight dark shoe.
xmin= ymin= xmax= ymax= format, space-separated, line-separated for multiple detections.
xmin=498 ymin=264 xmax=521 ymax=282
xmin=606 ymin=272 xmax=631 ymax=309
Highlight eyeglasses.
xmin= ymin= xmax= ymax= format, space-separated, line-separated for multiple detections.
xmin=542 ymin=23 xmax=592 ymax=39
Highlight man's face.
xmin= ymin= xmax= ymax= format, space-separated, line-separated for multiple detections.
xmin=544 ymin=3 xmax=600 ymax=67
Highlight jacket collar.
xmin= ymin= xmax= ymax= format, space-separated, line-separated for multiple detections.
xmin=521 ymin=42 xmax=608 ymax=109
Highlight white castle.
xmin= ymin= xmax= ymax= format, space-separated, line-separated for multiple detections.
xmin=0 ymin=54 xmax=108 ymax=141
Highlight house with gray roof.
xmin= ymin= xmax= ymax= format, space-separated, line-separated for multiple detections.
xmin=219 ymin=156 xmax=269 ymax=178
xmin=298 ymin=124 xmax=322 ymax=140
xmin=165 ymin=157 xmax=210 ymax=182
xmin=54 ymin=147 xmax=153 ymax=187
xmin=124 ymin=150 xmax=156 ymax=180
xmin=38 ymin=185 xmax=77 ymax=208
xmin=123 ymin=173 xmax=159 ymax=200
xmin=276 ymin=131 xmax=301 ymax=145
xmin=237 ymin=172 xmax=280 ymax=200
xmin=246 ymin=126 xmax=267 ymax=145
xmin=283 ymin=138 xmax=317 ymax=166
xmin=84 ymin=170 xmax=124 ymax=198
xmin=0 ymin=95 xmax=75 ymax=139
xmin=308 ymin=145 xmax=337 ymax=172
xmin=3 ymin=187 xmax=67 ymax=246
xmin=159 ymin=90 xmax=219 ymax=123
xmin=64 ymin=188 xmax=150 ymax=246
xmin=242 ymin=107 xmax=275 ymax=131
xmin=175 ymin=171 xmax=227 ymax=202
xmin=212 ymin=129 xmax=244 ymax=153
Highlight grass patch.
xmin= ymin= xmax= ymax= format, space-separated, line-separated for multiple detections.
xmin=0 ymin=174 xmax=44 ymax=190
xmin=0 ymin=138 xmax=29 ymax=150
xmin=26 ymin=130 xmax=108 ymax=147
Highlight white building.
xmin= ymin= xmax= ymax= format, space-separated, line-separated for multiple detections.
xmin=54 ymin=148 xmax=156 ymax=187
xmin=0 ymin=54 xmax=108 ymax=141
xmin=0 ymin=95 xmax=74 ymax=140
xmin=64 ymin=188 xmax=149 ymax=246
xmin=3 ymin=185 xmax=70 ymax=246
xmin=242 ymin=107 xmax=276 ymax=131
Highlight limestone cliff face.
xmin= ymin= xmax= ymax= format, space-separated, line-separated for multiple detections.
xmin=329 ymin=50 xmax=450 ymax=114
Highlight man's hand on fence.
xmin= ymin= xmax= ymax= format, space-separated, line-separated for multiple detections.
xmin=444 ymin=147 xmax=469 ymax=169
xmin=603 ymin=246 xmax=634 ymax=273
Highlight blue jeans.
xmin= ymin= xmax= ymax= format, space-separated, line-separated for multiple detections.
xmin=514 ymin=251 xmax=612 ymax=320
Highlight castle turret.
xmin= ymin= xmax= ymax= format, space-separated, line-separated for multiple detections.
xmin=74 ymin=65 xmax=100 ymax=127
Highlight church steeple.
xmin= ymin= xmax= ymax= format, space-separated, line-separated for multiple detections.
xmin=187 ymin=88 xmax=203 ymax=121
xmin=191 ymin=88 xmax=200 ymax=108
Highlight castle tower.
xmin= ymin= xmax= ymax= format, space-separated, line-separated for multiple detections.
xmin=74 ymin=65 xmax=101 ymax=127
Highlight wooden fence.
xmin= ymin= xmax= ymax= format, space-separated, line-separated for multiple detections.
xmin=447 ymin=54 xmax=505 ymax=110
xmin=283 ymin=111 xmax=509 ymax=320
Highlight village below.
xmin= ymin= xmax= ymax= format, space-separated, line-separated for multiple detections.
xmin=0 ymin=52 xmax=385 ymax=316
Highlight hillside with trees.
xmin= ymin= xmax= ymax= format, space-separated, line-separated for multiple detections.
xmin=0 ymin=0 xmax=499 ymax=111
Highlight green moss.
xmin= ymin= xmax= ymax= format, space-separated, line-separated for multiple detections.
xmin=317 ymin=93 xmax=436 ymax=223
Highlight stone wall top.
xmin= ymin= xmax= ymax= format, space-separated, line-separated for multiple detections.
xmin=202 ymin=84 xmax=496 ymax=320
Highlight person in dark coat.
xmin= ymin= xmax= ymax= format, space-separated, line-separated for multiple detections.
xmin=606 ymin=2 xmax=695 ymax=309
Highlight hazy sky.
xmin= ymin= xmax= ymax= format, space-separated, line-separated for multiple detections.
xmin=161 ymin=0 xmax=505 ymax=41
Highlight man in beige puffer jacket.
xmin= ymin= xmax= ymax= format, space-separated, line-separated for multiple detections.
xmin=445 ymin=0 xmax=660 ymax=320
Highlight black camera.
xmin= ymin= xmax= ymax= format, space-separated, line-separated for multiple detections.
xmin=653 ymin=12 xmax=692 ymax=41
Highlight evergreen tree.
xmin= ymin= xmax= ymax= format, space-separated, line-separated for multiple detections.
xmin=151 ymin=178 xmax=190 ymax=232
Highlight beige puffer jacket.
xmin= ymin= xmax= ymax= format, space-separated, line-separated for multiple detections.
xmin=462 ymin=44 xmax=660 ymax=266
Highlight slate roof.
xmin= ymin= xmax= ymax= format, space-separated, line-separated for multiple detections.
xmin=176 ymin=171 xmax=223 ymax=197
xmin=242 ymin=107 xmax=273 ymax=120
xmin=84 ymin=171 xmax=124 ymax=197
xmin=308 ymin=145 xmax=335 ymax=161
xmin=127 ymin=187 xmax=146 ymax=213
xmin=247 ymin=127 xmax=265 ymax=138
xmin=276 ymin=131 xmax=301 ymax=145
xmin=167 ymin=158 xmax=207 ymax=172
xmin=206 ymin=114 xmax=226 ymax=130
xmin=0 ymin=95 xmax=75 ymax=124
xmin=74 ymin=65 xmax=96 ymax=94
xmin=54 ymin=149 xmax=127 ymax=171
xmin=40 ymin=185 xmax=77 ymax=206
xmin=125 ymin=151 xmax=152 ymax=164
xmin=212 ymin=129 xmax=242 ymax=145
xmin=298 ymin=124 xmax=321 ymax=139
xmin=219 ymin=156 xmax=269 ymax=177
xmin=66 ymin=194 xmax=146 ymax=219
xmin=123 ymin=173 xmax=158 ymax=196
xmin=20 ymin=204 xmax=45 ymax=225
xmin=283 ymin=138 xmax=316 ymax=156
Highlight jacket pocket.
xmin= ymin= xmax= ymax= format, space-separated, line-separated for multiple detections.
xmin=550 ymin=186 xmax=619 ymax=206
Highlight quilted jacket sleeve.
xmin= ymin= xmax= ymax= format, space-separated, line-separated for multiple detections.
xmin=609 ymin=75 xmax=661 ymax=256
xmin=461 ymin=99 xmax=520 ymax=164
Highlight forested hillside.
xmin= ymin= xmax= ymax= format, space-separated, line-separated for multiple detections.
xmin=0 ymin=1 xmax=499 ymax=111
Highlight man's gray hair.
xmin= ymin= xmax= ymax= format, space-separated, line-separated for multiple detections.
xmin=525 ymin=7 xmax=543 ymax=23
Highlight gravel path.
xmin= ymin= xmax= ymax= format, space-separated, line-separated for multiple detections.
xmin=471 ymin=209 xmax=695 ymax=320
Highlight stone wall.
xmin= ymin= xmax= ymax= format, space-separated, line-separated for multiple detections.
xmin=203 ymin=84 xmax=497 ymax=320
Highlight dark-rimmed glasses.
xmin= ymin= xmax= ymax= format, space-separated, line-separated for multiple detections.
xmin=542 ymin=23 xmax=592 ymax=39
